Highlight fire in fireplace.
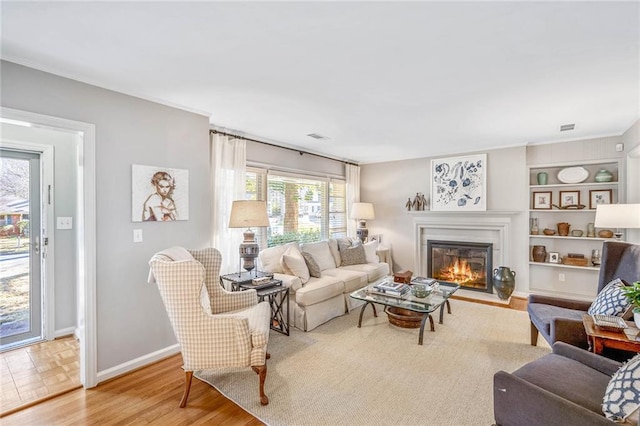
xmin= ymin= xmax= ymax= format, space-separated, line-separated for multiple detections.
xmin=427 ymin=240 xmax=493 ymax=293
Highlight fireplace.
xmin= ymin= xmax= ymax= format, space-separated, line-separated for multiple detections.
xmin=427 ymin=240 xmax=493 ymax=293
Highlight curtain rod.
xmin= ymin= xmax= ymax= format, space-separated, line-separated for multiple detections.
xmin=209 ymin=129 xmax=358 ymax=166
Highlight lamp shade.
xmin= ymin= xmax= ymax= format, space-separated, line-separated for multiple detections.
xmin=350 ymin=202 xmax=375 ymax=220
xmin=594 ymin=204 xmax=640 ymax=228
xmin=228 ymin=200 xmax=270 ymax=228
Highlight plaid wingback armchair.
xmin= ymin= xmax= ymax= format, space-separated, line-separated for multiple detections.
xmin=149 ymin=247 xmax=271 ymax=407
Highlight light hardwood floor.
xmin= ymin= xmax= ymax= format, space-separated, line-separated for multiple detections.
xmin=1 ymin=336 xmax=81 ymax=416
xmin=1 ymin=297 xmax=527 ymax=424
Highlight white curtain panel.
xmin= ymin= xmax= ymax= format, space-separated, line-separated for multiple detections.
xmin=345 ymin=163 xmax=360 ymax=237
xmin=210 ymin=132 xmax=246 ymax=274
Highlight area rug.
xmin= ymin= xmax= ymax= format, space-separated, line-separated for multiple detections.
xmin=195 ymin=300 xmax=550 ymax=425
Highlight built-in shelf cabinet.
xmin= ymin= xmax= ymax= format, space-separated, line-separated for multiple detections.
xmin=527 ymin=159 xmax=624 ymax=299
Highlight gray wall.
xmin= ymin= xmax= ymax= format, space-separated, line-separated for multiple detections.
xmin=1 ymin=60 xmax=211 ymax=371
xmin=1 ymin=124 xmax=78 ymax=331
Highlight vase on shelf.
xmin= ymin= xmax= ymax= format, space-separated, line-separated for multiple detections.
xmin=557 ymin=222 xmax=570 ymax=237
xmin=532 ymin=245 xmax=547 ymax=262
xmin=530 ymin=218 xmax=539 ymax=235
xmin=591 ymin=249 xmax=601 ymax=266
xmin=536 ymin=172 xmax=548 ymax=185
xmin=493 ymin=267 xmax=516 ymax=300
xmin=587 ymin=222 xmax=595 ymax=238
xmin=594 ymin=169 xmax=613 ymax=183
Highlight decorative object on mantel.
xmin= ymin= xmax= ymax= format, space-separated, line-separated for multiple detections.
xmin=407 ymin=193 xmax=427 ymax=211
xmin=594 ymin=169 xmax=613 ymax=182
xmin=557 ymin=222 xmax=570 ymax=237
xmin=536 ymin=172 xmax=548 ymax=185
xmin=557 ymin=166 xmax=589 ymax=184
xmin=493 ymin=266 xmax=516 ymax=300
xmin=532 ymin=245 xmax=547 ymax=262
xmin=431 ymin=153 xmax=486 ymax=211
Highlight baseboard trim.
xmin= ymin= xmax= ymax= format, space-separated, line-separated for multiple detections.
xmin=54 ymin=327 xmax=77 ymax=339
xmin=97 ymin=344 xmax=181 ymax=384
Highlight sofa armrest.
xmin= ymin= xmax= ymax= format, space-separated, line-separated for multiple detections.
xmin=552 ymin=342 xmax=622 ymax=376
xmin=273 ymin=273 xmax=303 ymax=293
xmin=550 ymin=318 xmax=589 ymax=349
xmin=528 ymin=294 xmax=592 ymax=311
xmin=493 ymin=371 xmax=613 ymax=426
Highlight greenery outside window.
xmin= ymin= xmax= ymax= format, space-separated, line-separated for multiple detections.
xmin=246 ymin=167 xmax=346 ymax=247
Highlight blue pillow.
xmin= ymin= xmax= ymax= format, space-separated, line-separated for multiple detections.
xmin=588 ymin=278 xmax=631 ymax=316
xmin=602 ymin=353 xmax=640 ymax=423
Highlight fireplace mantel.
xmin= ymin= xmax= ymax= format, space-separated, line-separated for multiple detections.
xmin=408 ymin=210 xmax=521 ymax=216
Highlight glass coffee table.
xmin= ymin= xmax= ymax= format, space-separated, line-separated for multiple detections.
xmin=350 ymin=279 xmax=460 ymax=345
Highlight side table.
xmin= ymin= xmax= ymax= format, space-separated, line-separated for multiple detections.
xmin=582 ymin=314 xmax=640 ymax=355
xmin=220 ymin=271 xmax=274 ymax=291
xmin=240 ymin=283 xmax=290 ymax=336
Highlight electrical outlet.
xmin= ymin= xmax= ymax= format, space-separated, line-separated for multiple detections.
xmin=559 ymin=273 xmax=565 ymax=282
xmin=56 ymin=217 xmax=73 ymax=230
xmin=133 ymin=229 xmax=143 ymax=243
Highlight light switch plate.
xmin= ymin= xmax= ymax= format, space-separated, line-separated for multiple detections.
xmin=56 ymin=217 xmax=73 ymax=230
xmin=133 ymin=229 xmax=143 ymax=243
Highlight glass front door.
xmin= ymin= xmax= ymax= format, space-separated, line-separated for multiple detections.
xmin=0 ymin=148 xmax=43 ymax=349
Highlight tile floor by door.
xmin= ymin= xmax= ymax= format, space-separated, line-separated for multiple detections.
xmin=0 ymin=336 xmax=80 ymax=416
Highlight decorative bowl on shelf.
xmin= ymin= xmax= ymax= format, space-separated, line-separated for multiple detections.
xmin=598 ymin=229 xmax=614 ymax=238
xmin=571 ymin=230 xmax=584 ymax=237
xmin=557 ymin=166 xmax=589 ymax=184
xmin=543 ymin=229 xmax=556 ymax=235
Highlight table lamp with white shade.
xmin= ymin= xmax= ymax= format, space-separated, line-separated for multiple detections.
xmin=594 ymin=204 xmax=640 ymax=241
xmin=350 ymin=202 xmax=375 ymax=242
xmin=229 ymin=200 xmax=270 ymax=274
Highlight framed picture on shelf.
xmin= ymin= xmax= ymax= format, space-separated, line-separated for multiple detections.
xmin=589 ymin=189 xmax=612 ymax=209
xmin=559 ymin=190 xmax=580 ymax=208
xmin=532 ymin=191 xmax=552 ymax=210
xmin=548 ymin=252 xmax=560 ymax=264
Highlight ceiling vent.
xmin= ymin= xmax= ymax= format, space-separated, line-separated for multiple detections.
xmin=307 ymin=133 xmax=329 ymax=140
xmin=560 ymin=123 xmax=575 ymax=132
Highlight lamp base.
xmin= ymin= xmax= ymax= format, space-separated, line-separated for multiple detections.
xmin=239 ymin=228 xmax=260 ymax=273
xmin=356 ymin=227 xmax=368 ymax=243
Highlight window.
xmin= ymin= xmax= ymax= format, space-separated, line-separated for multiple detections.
xmin=246 ymin=168 xmax=346 ymax=247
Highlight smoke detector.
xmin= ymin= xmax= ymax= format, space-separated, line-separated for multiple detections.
xmin=560 ymin=123 xmax=575 ymax=132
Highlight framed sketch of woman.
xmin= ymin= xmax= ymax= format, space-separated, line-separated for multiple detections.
xmin=132 ymin=165 xmax=189 ymax=222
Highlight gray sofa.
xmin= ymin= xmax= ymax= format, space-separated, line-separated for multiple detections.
xmin=258 ymin=239 xmax=389 ymax=331
xmin=493 ymin=342 xmax=621 ymax=425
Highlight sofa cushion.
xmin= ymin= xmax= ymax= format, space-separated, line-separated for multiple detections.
xmin=301 ymin=241 xmax=336 ymax=271
xmin=328 ymin=238 xmax=341 ymax=267
xmin=513 ymin=353 xmax=611 ymax=415
xmin=363 ymin=240 xmax=379 ymax=263
xmin=295 ymin=276 xmax=344 ymax=307
xmin=302 ymin=251 xmax=321 ymax=278
xmin=259 ymin=242 xmax=297 ymax=274
xmin=342 ymin=262 xmax=389 ymax=282
xmin=322 ymin=268 xmax=368 ymax=293
xmin=588 ymin=278 xmax=631 ymax=316
xmin=602 ymin=353 xmax=640 ymax=424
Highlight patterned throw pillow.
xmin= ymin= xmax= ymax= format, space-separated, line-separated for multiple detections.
xmin=587 ymin=279 xmax=631 ymax=316
xmin=602 ymin=353 xmax=640 ymax=423
xmin=340 ymin=244 xmax=367 ymax=266
xmin=301 ymin=251 xmax=322 ymax=278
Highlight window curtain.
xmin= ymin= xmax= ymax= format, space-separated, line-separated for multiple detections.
xmin=345 ymin=163 xmax=360 ymax=237
xmin=210 ymin=132 xmax=246 ymax=274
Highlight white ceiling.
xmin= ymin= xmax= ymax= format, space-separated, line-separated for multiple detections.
xmin=1 ymin=1 xmax=638 ymax=164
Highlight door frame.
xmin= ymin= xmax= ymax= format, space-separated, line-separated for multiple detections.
xmin=0 ymin=143 xmax=54 ymax=345
xmin=1 ymin=107 xmax=97 ymax=388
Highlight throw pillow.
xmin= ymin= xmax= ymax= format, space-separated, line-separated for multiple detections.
xmin=259 ymin=242 xmax=297 ymax=274
xmin=341 ymin=244 xmax=367 ymax=266
xmin=300 ymin=241 xmax=336 ymax=271
xmin=282 ymin=246 xmax=310 ymax=284
xmin=587 ymin=278 xmax=632 ymax=316
xmin=602 ymin=353 xmax=640 ymax=424
xmin=328 ymin=238 xmax=341 ymax=267
xmin=302 ymin=251 xmax=321 ymax=278
xmin=363 ymin=240 xmax=379 ymax=263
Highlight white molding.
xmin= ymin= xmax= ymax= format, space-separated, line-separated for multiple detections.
xmin=96 ymin=344 xmax=181 ymax=384
xmin=54 ymin=326 xmax=77 ymax=339
xmin=1 ymin=107 xmax=97 ymax=388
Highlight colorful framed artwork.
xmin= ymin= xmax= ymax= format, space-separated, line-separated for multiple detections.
xmin=431 ymin=154 xmax=486 ymax=211
xmin=589 ymin=189 xmax=612 ymax=210
xmin=132 ymin=164 xmax=189 ymax=222
xmin=532 ymin=191 xmax=552 ymax=210
xmin=559 ymin=190 xmax=580 ymax=208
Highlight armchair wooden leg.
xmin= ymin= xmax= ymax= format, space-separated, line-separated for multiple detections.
xmin=252 ymin=365 xmax=269 ymax=405
xmin=179 ymin=371 xmax=193 ymax=408
xmin=530 ymin=322 xmax=539 ymax=346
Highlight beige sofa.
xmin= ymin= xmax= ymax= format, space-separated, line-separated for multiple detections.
xmin=258 ymin=239 xmax=389 ymax=331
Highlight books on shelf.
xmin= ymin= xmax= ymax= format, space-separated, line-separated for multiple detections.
xmin=373 ymin=280 xmax=410 ymax=296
